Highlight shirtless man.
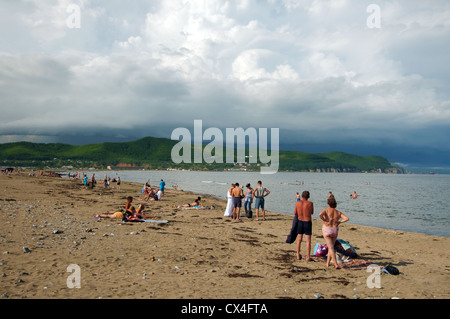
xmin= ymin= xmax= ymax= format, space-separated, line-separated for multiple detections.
xmin=231 ymin=182 xmax=244 ymax=221
xmin=295 ymin=191 xmax=314 ymax=261
xmin=252 ymin=181 xmax=270 ymax=221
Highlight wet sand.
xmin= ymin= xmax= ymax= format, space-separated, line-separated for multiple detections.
xmin=0 ymin=172 xmax=449 ymax=299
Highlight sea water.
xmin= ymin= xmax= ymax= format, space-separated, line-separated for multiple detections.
xmin=78 ymin=170 xmax=450 ymax=237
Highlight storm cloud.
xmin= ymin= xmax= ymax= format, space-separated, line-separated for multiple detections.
xmin=0 ymin=0 xmax=449 ymax=166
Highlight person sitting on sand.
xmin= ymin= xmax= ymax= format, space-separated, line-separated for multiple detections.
xmin=319 ymin=197 xmax=349 ymax=269
xmin=155 ymin=189 xmax=163 ymax=201
xmin=95 ymin=196 xmax=134 ymax=219
xmin=175 ymin=197 xmax=201 ymax=208
xmin=125 ymin=196 xmax=134 ymax=214
xmin=145 ymin=188 xmax=162 ymax=201
xmin=130 ymin=204 xmax=158 ymax=220
xmin=144 ymin=188 xmax=155 ymax=201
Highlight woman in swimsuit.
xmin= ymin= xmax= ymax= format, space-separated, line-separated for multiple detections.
xmin=319 ymin=197 xmax=349 ymax=269
xmin=175 ymin=197 xmax=201 ymax=208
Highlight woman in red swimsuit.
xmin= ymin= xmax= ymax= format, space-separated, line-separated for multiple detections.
xmin=319 ymin=197 xmax=349 ymax=269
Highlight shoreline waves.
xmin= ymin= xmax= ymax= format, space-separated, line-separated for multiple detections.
xmin=0 ymin=173 xmax=449 ymax=299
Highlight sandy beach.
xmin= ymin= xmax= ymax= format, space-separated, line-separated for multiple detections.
xmin=0 ymin=172 xmax=449 ymax=300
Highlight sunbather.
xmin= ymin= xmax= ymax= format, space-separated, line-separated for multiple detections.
xmin=175 ymin=197 xmax=201 ymax=208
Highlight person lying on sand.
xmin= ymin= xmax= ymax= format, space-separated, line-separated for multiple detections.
xmin=175 ymin=197 xmax=201 ymax=208
xmin=95 ymin=211 xmax=125 ymax=220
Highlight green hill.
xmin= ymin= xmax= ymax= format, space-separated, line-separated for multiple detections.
xmin=0 ymin=136 xmax=402 ymax=173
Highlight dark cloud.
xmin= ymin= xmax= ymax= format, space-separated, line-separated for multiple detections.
xmin=0 ymin=0 xmax=449 ymax=168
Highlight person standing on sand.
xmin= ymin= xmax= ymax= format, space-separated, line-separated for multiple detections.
xmin=244 ymin=184 xmax=253 ymax=218
xmin=319 ymin=197 xmax=349 ymax=269
xmin=252 ymin=181 xmax=270 ymax=221
xmin=83 ymin=174 xmax=88 ymax=189
xmin=224 ymin=184 xmax=235 ymax=217
xmin=231 ymin=182 xmax=244 ymax=221
xmin=160 ymin=179 xmax=166 ymax=195
xmin=91 ymin=174 xmax=96 ymax=188
xmin=295 ymin=191 xmax=314 ymax=261
xmin=117 ymin=177 xmax=121 ymax=190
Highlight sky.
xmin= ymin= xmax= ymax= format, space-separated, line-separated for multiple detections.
xmin=0 ymin=0 xmax=449 ymax=168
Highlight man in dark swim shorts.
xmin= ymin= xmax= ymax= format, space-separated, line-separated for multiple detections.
xmin=231 ymin=182 xmax=244 ymax=221
xmin=294 ymin=191 xmax=314 ymax=261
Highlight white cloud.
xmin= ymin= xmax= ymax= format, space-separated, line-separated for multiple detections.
xmin=0 ymin=0 xmax=449 ymax=157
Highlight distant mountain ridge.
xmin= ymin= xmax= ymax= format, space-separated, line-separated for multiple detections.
xmin=0 ymin=136 xmax=403 ymax=173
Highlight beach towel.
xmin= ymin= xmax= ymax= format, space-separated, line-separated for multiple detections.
xmin=142 ymin=219 xmax=169 ymax=224
xmin=311 ymin=256 xmax=370 ymax=270
xmin=123 ymin=218 xmax=169 ymax=224
xmin=334 ymin=239 xmax=358 ymax=258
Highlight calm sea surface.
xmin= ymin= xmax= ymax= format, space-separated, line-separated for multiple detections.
xmin=78 ymin=170 xmax=450 ymax=237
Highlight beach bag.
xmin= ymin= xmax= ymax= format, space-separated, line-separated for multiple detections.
xmin=384 ymin=264 xmax=400 ymax=275
xmin=313 ymin=243 xmax=328 ymax=256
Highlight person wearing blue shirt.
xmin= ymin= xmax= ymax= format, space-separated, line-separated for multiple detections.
xmin=83 ymin=174 xmax=88 ymax=189
xmin=159 ymin=179 xmax=166 ymax=194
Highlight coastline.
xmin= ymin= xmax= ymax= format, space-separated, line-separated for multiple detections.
xmin=0 ymin=172 xmax=449 ymax=299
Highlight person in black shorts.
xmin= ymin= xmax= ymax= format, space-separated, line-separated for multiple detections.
xmin=231 ymin=182 xmax=244 ymax=221
xmin=294 ymin=191 xmax=314 ymax=261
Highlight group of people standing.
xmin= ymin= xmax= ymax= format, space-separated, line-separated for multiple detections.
xmin=224 ymin=180 xmax=270 ymax=222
